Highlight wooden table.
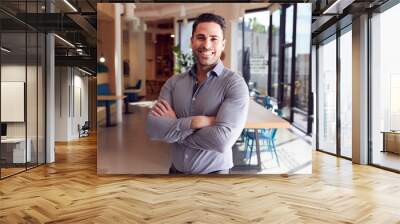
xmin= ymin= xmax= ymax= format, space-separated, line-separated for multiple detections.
xmin=97 ymin=95 xmax=126 ymax=127
xmin=237 ymin=100 xmax=290 ymax=171
xmin=246 ymin=100 xmax=290 ymax=129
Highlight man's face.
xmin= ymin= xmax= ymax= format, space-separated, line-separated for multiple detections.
xmin=191 ymin=22 xmax=225 ymax=68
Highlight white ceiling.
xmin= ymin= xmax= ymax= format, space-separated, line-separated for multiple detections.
xmin=132 ymin=3 xmax=271 ymax=21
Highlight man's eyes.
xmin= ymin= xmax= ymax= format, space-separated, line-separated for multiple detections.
xmin=196 ymin=36 xmax=219 ymax=41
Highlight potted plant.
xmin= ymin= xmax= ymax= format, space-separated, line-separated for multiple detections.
xmin=172 ymin=44 xmax=195 ymax=74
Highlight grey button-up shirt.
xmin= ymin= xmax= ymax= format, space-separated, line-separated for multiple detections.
xmin=146 ymin=60 xmax=249 ymax=174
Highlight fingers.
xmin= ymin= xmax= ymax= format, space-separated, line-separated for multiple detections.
xmin=150 ymin=99 xmax=176 ymax=118
xmin=151 ymin=107 xmax=162 ymax=116
xmin=150 ymin=100 xmax=169 ymax=117
xmin=155 ymin=100 xmax=168 ymax=113
xmin=159 ymin=99 xmax=172 ymax=111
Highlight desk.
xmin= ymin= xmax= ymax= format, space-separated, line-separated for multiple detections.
xmin=1 ymin=138 xmax=31 ymax=164
xmin=124 ymin=89 xmax=141 ymax=94
xmin=97 ymin=95 xmax=126 ymax=127
xmin=237 ymin=100 xmax=290 ymax=171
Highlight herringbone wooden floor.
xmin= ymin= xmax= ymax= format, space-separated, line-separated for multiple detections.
xmin=1 ymin=134 xmax=400 ymax=223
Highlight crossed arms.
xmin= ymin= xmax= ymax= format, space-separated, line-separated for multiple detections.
xmin=146 ymin=77 xmax=249 ymax=153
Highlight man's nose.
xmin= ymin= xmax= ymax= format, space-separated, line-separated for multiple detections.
xmin=203 ymin=38 xmax=212 ymax=49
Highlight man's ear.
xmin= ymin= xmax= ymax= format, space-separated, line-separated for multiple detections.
xmin=222 ymin=39 xmax=226 ymax=50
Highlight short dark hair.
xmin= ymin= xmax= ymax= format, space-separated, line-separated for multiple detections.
xmin=192 ymin=13 xmax=226 ymax=38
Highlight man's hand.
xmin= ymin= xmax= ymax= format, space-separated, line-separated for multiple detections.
xmin=151 ymin=99 xmax=177 ymax=119
xmin=191 ymin=116 xmax=216 ymax=129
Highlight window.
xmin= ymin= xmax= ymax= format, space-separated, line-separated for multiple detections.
xmin=293 ymin=3 xmax=312 ymax=133
xmin=281 ymin=5 xmax=294 ymax=120
xmin=317 ymin=36 xmax=337 ymax=154
xmin=243 ymin=10 xmax=270 ymax=95
xmin=179 ymin=20 xmax=194 ymax=55
xmin=270 ymin=9 xmax=281 ymax=99
xmin=339 ymin=27 xmax=352 ymax=158
xmin=370 ymin=2 xmax=400 ymax=171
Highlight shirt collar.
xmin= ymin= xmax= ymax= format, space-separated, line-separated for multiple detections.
xmin=189 ymin=59 xmax=224 ymax=78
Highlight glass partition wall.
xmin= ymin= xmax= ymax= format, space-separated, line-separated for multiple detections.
xmin=0 ymin=2 xmax=46 ymax=179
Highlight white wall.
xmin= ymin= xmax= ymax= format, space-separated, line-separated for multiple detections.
xmin=128 ymin=23 xmax=146 ymax=95
xmin=1 ymin=65 xmax=37 ymax=137
xmin=55 ymin=67 xmax=89 ymax=141
xmin=55 ymin=67 xmax=69 ymax=141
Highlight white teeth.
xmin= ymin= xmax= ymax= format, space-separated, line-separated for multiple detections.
xmin=200 ymin=51 xmax=213 ymax=56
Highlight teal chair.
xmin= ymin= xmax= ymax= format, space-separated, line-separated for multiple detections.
xmin=261 ymin=96 xmax=273 ymax=109
xmin=274 ymin=108 xmax=283 ymax=117
xmin=244 ymin=128 xmax=279 ymax=166
xmin=255 ymin=95 xmax=273 ymax=110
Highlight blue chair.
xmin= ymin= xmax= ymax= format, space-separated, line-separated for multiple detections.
xmin=255 ymin=95 xmax=273 ymax=110
xmin=127 ymin=80 xmax=142 ymax=90
xmin=244 ymin=128 xmax=280 ymax=166
xmin=97 ymin=83 xmax=113 ymax=107
xmin=274 ymin=108 xmax=283 ymax=117
xmin=262 ymin=96 xmax=273 ymax=110
xmin=125 ymin=80 xmax=143 ymax=103
xmin=125 ymin=92 xmax=140 ymax=102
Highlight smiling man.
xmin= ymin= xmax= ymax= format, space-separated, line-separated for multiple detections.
xmin=146 ymin=13 xmax=249 ymax=174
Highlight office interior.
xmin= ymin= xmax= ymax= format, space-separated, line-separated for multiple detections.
xmin=0 ymin=0 xmax=399 ymax=222
xmin=0 ymin=0 xmax=399 ymax=175
xmin=0 ymin=0 xmax=96 ymax=179
xmin=96 ymin=3 xmax=312 ymax=174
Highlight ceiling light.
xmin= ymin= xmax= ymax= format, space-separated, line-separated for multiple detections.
xmin=76 ymin=48 xmax=83 ymax=52
xmin=78 ymin=67 xmax=92 ymax=76
xmin=1 ymin=47 xmax=11 ymax=53
xmin=322 ymin=0 xmax=354 ymax=15
xmin=63 ymin=0 xmax=78 ymax=12
xmin=54 ymin=34 xmax=75 ymax=48
xmin=170 ymin=34 xmax=175 ymax=38
xmin=99 ymin=56 xmax=106 ymax=63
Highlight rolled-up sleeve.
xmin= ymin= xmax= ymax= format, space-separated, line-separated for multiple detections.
xmin=178 ymin=77 xmax=249 ymax=153
xmin=146 ymin=78 xmax=194 ymax=143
